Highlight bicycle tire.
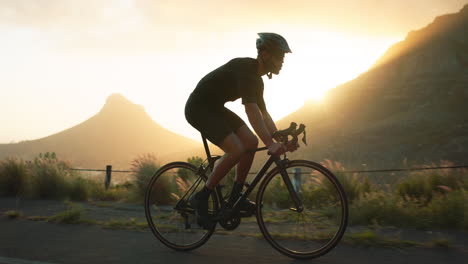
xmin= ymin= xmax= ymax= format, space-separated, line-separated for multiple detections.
xmin=256 ymin=160 xmax=348 ymax=259
xmin=144 ymin=161 xmax=217 ymax=251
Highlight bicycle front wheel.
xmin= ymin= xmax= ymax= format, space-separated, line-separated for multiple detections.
xmin=144 ymin=162 xmax=217 ymax=251
xmin=256 ymin=160 xmax=348 ymax=259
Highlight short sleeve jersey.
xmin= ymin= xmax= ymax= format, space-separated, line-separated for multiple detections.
xmin=190 ymin=57 xmax=266 ymax=111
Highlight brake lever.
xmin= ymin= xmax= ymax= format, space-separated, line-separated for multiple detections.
xmin=302 ymin=130 xmax=307 ymax=146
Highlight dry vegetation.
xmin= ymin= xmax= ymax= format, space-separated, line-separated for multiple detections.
xmin=0 ymin=154 xmax=466 ymax=231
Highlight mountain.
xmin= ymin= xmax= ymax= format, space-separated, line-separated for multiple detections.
xmin=278 ymin=4 xmax=468 ymax=168
xmin=0 ymin=94 xmax=203 ymax=169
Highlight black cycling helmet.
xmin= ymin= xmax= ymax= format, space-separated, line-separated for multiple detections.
xmin=256 ymin=32 xmax=292 ymax=54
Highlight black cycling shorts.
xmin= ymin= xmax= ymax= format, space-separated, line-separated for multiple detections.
xmin=185 ymin=95 xmax=246 ymax=146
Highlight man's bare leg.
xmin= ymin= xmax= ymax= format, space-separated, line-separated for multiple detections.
xmin=205 ymin=133 xmax=245 ymax=189
xmin=234 ymin=125 xmax=259 ymax=183
xmin=228 ymin=125 xmax=259 ymax=211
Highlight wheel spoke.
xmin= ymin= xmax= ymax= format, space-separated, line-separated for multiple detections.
xmin=144 ymin=162 xmax=217 ymax=251
xmin=256 ymin=160 xmax=348 ymax=259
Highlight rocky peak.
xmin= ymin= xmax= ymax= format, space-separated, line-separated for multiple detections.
xmin=374 ymin=4 xmax=468 ymax=70
xmin=461 ymin=3 xmax=468 ymax=14
xmin=98 ymin=93 xmax=146 ymax=119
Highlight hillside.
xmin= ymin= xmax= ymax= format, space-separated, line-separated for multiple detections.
xmin=0 ymin=94 xmax=203 ymax=169
xmin=278 ymin=4 xmax=468 ymax=168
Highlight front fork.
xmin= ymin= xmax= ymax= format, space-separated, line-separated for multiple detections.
xmin=273 ymin=157 xmax=304 ymax=213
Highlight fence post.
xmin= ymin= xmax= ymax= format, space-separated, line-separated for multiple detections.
xmin=105 ymin=165 xmax=112 ymax=189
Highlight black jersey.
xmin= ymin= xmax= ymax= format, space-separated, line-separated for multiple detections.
xmin=189 ymin=57 xmax=266 ymax=111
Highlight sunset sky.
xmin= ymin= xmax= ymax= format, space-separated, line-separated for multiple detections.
xmin=1 ymin=0 xmax=466 ymax=143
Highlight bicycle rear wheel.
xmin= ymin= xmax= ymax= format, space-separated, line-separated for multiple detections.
xmin=256 ymin=160 xmax=348 ymax=259
xmin=144 ymin=162 xmax=217 ymax=251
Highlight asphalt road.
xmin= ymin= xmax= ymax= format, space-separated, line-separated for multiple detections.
xmin=0 ymin=198 xmax=466 ymax=264
xmin=1 ymin=218 xmax=467 ymax=264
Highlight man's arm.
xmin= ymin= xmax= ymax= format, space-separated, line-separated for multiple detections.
xmin=245 ymin=103 xmax=274 ymax=146
xmin=245 ymin=103 xmax=288 ymax=156
xmin=261 ymin=109 xmax=278 ymax=135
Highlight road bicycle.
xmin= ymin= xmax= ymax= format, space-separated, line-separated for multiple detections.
xmin=144 ymin=122 xmax=348 ymax=259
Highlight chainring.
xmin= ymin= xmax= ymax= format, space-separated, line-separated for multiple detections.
xmin=219 ymin=215 xmax=241 ymax=231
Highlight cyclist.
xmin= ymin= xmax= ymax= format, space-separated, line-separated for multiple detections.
xmin=185 ymin=32 xmax=296 ymax=228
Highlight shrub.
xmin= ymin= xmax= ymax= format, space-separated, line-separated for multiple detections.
xmin=349 ymin=189 xmax=468 ymax=230
xmin=185 ymin=156 xmax=237 ymax=200
xmin=67 ymin=177 xmax=93 ymax=201
xmin=422 ymin=190 xmax=467 ymax=230
xmin=0 ymin=157 xmax=30 ymax=196
xmin=29 ymin=153 xmax=97 ymax=201
xmin=397 ymin=162 xmax=465 ymax=204
xmin=187 ymin=156 xmax=204 ymax=167
xmin=302 ymin=182 xmax=337 ymax=209
xmin=30 ymin=155 xmax=72 ymax=200
xmin=131 ymin=153 xmax=161 ymax=202
xmin=261 ymin=176 xmax=291 ymax=208
xmin=177 ymin=156 xmax=203 ymax=182
xmin=348 ymin=191 xmax=422 ymax=228
xmin=89 ymin=181 xmax=131 ymax=202
xmin=321 ymin=160 xmax=371 ymax=203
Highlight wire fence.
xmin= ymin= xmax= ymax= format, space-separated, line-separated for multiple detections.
xmin=340 ymin=165 xmax=468 ymax=174
xmin=69 ymin=164 xmax=468 ymax=189
xmin=69 ymin=166 xmax=134 ymax=189
xmin=340 ymin=165 xmax=468 ymax=189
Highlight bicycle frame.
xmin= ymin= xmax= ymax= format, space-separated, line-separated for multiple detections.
xmin=201 ymin=135 xmax=304 ymax=215
xmin=146 ymin=125 xmax=347 ymax=259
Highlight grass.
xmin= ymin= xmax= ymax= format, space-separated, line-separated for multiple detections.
xmin=4 ymin=210 xmax=23 ymax=219
xmin=0 ymin=154 xmax=132 ymax=202
xmin=321 ymin=160 xmax=372 ymax=203
xmin=89 ymin=201 xmax=136 ymax=211
xmin=0 ymin=157 xmax=30 ymax=196
xmin=87 ymin=182 xmax=131 ymax=202
xmin=131 ymin=153 xmax=160 ymax=202
xmin=348 ymin=189 xmax=468 ymax=230
xmin=344 ymin=230 xmax=421 ymax=248
xmin=426 ymin=238 xmax=452 ymax=248
xmin=28 ymin=216 xmax=48 ymax=221
xmin=101 ymin=218 xmax=148 ymax=231
xmin=216 ymin=229 xmax=449 ymax=249
xmin=2 ymin=200 xmax=457 ymax=249
xmin=345 ymin=230 xmax=453 ymax=249
xmin=30 ymin=156 xmax=71 ymax=200
xmin=47 ymin=202 xmax=86 ymax=224
xmin=396 ymin=162 xmax=465 ymax=204
xmin=23 ymin=201 xmax=147 ymax=230
xmin=1 ymin=155 xmax=467 ymax=232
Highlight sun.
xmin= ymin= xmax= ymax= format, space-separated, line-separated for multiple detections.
xmin=257 ymin=31 xmax=399 ymax=120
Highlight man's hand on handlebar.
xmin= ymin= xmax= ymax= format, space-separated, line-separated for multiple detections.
xmin=268 ymin=142 xmax=286 ymax=156
xmin=269 ymin=122 xmax=306 ymax=156
xmin=285 ymin=141 xmax=299 ymax=152
xmin=268 ymin=141 xmax=299 ymax=156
